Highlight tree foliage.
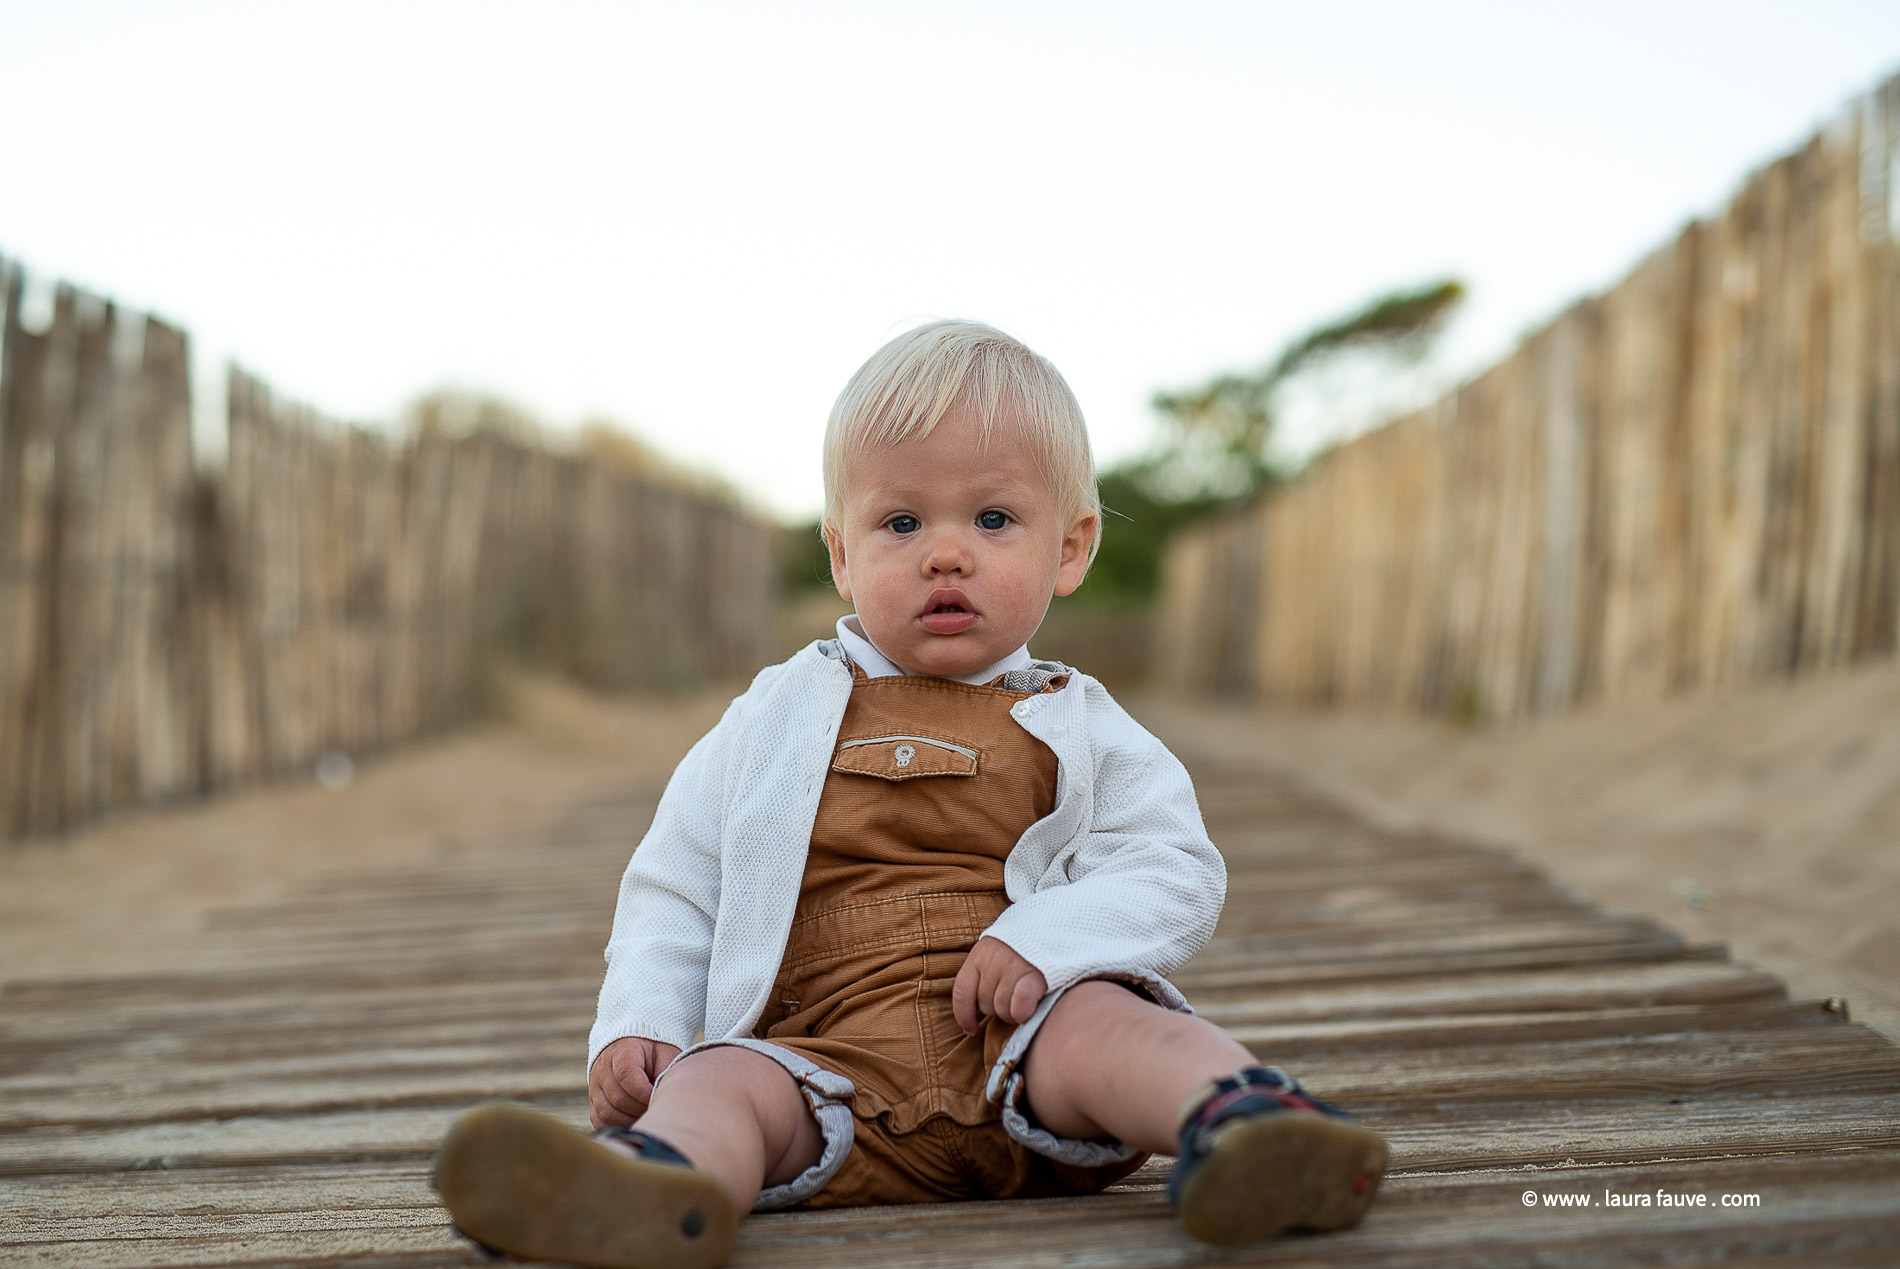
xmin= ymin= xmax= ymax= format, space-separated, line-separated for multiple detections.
xmin=1074 ymin=278 xmax=1465 ymax=604
xmin=784 ymin=519 xmax=835 ymax=592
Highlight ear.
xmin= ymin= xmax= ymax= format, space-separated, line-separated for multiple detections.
xmin=822 ymin=521 xmax=854 ymax=601
xmin=1052 ymin=512 xmax=1098 ymax=598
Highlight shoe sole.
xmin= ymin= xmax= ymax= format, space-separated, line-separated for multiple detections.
xmin=1176 ymin=1111 xmax=1388 ymax=1245
xmin=434 ymin=1102 xmax=738 ymax=1269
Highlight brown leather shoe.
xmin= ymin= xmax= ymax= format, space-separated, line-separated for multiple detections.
xmin=1171 ymin=1066 xmax=1388 ymax=1245
xmin=434 ymin=1102 xmax=738 ymax=1268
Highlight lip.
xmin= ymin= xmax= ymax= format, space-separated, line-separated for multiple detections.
xmin=919 ymin=587 xmax=978 ymax=635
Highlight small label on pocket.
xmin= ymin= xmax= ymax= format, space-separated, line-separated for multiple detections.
xmin=832 ymin=734 xmax=979 ymax=781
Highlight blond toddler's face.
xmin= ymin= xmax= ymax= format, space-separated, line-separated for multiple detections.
xmin=825 ymin=407 xmax=1096 ymax=678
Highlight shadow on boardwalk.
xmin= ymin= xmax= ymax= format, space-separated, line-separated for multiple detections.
xmin=4 ymin=689 xmax=1900 ymax=1266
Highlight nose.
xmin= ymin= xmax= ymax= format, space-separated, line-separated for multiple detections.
xmin=922 ymin=525 xmax=972 ymax=576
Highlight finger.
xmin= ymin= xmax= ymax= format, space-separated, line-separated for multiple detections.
xmin=989 ymin=970 xmax=1017 ymax=1028
xmin=591 ymin=1088 xmax=635 ymax=1129
xmin=1007 ymin=969 xmax=1047 ymax=1024
xmin=590 ymin=1079 xmax=635 ymax=1129
xmin=614 ymin=1048 xmax=657 ymax=1098
xmin=647 ymin=1043 xmax=682 ymax=1082
xmin=587 ymin=1060 xmax=618 ymax=1128
xmin=597 ymin=1069 xmax=632 ymax=1118
xmin=604 ymin=1062 xmax=651 ymax=1116
xmin=952 ymin=955 xmax=984 ymax=1035
xmin=594 ymin=1043 xmax=632 ymax=1090
xmin=588 ymin=1086 xmax=607 ymax=1130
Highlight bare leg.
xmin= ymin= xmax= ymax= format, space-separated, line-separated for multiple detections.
xmin=1018 ymin=981 xmax=1386 ymax=1246
xmin=1020 ymin=980 xmax=1255 ymax=1152
xmin=634 ymin=1045 xmax=826 ymax=1208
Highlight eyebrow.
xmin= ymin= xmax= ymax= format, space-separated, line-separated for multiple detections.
xmin=856 ymin=467 xmax=1046 ymax=500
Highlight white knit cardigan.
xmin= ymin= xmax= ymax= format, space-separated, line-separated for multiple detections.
xmin=587 ymin=642 xmax=1226 ymax=1075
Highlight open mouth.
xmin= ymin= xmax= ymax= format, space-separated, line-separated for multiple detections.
xmin=920 ymin=594 xmax=978 ymax=635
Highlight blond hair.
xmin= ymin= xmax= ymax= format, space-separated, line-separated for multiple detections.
xmin=822 ymin=320 xmax=1100 ymax=559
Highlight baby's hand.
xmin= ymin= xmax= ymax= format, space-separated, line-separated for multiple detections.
xmin=588 ymin=1036 xmax=682 ymax=1129
xmin=952 ymin=936 xmax=1048 ymax=1035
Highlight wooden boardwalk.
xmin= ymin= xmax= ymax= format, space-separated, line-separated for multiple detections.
xmin=5 ymin=758 xmax=1900 ymax=1266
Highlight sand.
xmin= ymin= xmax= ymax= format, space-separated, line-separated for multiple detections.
xmin=1138 ymin=660 xmax=1900 ymax=1044
xmin=0 ymin=673 xmax=727 ymax=986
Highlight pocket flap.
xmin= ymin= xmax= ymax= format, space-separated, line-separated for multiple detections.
xmin=832 ymin=733 xmax=979 ymax=781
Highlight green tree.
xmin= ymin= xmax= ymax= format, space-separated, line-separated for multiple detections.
xmin=783 ymin=519 xmax=835 ymax=592
xmin=1076 ymin=278 xmax=1465 ymax=604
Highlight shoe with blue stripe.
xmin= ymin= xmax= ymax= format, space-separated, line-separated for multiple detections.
xmin=1169 ymin=1065 xmax=1387 ymax=1245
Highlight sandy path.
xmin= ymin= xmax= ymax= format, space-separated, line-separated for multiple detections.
xmin=0 ymin=674 xmax=726 ymax=986
xmin=1138 ymin=660 xmax=1900 ymax=1043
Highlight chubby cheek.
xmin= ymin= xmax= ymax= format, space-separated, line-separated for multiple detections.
xmin=1000 ymin=556 xmax=1061 ymax=609
xmin=852 ymin=569 xmax=916 ymax=634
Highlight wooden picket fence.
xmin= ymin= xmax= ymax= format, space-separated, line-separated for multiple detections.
xmin=0 ymin=261 xmax=778 ymax=839
xmin=1158 ymin=74 xmax=1900 ymax=719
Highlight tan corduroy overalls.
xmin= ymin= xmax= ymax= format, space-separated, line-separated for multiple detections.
xmin=750 ymin=666 xmax=1148 ymax=1206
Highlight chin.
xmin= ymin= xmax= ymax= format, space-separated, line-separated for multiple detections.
xmin=909 ymin=642 xmax=993 ymax=678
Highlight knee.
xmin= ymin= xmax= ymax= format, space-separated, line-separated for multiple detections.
xmin=659 ymin=1046 xmax=785 ymax=1111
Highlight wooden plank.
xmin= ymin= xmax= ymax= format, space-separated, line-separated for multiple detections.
xmin=6 ymin=1149 xmax=1900 ymax=1269
xmin=1862 ymin=80 xmax=1900 ymax=657
xmin=0 ymin=1161 xmax=458 ymax=1268
xmin=0 ymin=1102 xmax=573 ymax=1177
xmin=1803 ymin=106 xmax=1870 ymax=668
xmin=6 ymin=718 xmax=1900 ymax=1264
xmin=17 ymin=286 xmax=79 ymax=834
xmin=12 ymin=991 xmax=1881 ymax=1136
xmin=724 ymin=1150 xmax=1900 ymax=1268
xmin=0 ymin=257 xmax=42 ymax=837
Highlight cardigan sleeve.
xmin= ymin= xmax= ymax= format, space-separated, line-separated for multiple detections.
xmin=586 ymin=695 xmax=742 ymax=1072
xmin=980 ymin=679 xmax=1225 ymax=1003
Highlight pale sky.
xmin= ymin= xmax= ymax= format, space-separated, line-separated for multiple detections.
xmin=5 ymin=2 xmax=1899 ymax=519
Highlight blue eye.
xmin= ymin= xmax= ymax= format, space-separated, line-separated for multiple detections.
xmin=889 ymin=515 xmax=920 ymax=535
xmin=978 ymin=510 xmax=1009 ymax=530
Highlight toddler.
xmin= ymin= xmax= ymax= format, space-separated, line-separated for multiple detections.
xmin=434 ymin=321 xmax=1386 ymax=1267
